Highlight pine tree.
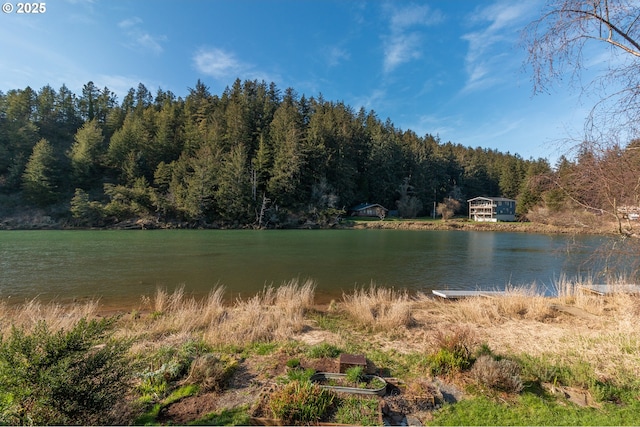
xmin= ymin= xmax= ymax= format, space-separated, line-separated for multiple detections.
xmin=22 ymin=138 xmax=58 ymax=206
xmin=216 ymin=143 xmax=251 ymax=222
xmin=267 ymin=96 xmax=304 ymax=207
xmin=69 ymin=119 xmax=105 ymax=187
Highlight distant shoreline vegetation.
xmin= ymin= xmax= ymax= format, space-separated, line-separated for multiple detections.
xmin=1 ymin=78 xmax=555 ymax=231
xmin=0 ymin=211 xmax=607 ymax=236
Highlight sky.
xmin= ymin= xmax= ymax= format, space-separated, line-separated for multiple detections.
xmin=0 ymin=0 xmax=603 ymax=164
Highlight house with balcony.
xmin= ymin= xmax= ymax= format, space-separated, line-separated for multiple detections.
xmin=468 ymin=196 xmax=516 ymax=222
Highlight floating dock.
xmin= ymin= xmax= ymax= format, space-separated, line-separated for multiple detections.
xmin=577 ymin=284 xmax=640 ymax=296
xmin=432 ymin=290 xmax=507 ymax=299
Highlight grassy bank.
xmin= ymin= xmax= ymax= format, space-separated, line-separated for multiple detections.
xmin=341 ymin=216 xmax=615 ymax=235
xmin=1 ymin=278 xmax=639 ymax=425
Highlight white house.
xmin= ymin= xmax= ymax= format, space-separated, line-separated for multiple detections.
xmin=468 ymin=197 xmax=516 ymax=222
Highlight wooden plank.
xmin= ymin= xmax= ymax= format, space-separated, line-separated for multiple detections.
xmin=432 ymin=290 xmax=506 ymax=299
xmin=578 ymin=284 xmax=640 ymax=296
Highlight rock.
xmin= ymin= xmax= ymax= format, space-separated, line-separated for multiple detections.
xmin=405 ymin=415 xmax=422 ymax=426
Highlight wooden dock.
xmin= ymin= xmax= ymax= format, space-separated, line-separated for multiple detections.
xmin=432 ymin=290 xmax=507 ymax=299
xmin=578 ymin=284 xmax=640 ymax=296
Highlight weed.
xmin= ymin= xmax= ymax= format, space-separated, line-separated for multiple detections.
xmin=137 ymin=340 xmax=208 ymax=401
xmin=286 ymin=367 xmax=316 ymax=383
xmin=251 ymin=342 xmax=278 ymax=355
xmin=183 ymin=353 xmax=238 ymax=392
xmin=470 ymin=355 xmax=523 ymax=394
xmin=311 ymin=311 xmax=346 ymax=332
xmin=134 ymin=384 xmax=199 ymax=425
xmin=268 ymin=380 xmax=335 ymax=424
xmin=333 ymin=396 xmax=380 ymax=425
xmin=345 ymin=366 xmax=365 ymax=384
xmin=307 ymin=342 xmax=342 ymax=358
xmin=427 ymin=347 xmax=472 ymax=375
xmin=286 ymin=358 xmax=301 ymax=369
xmin=427 ymin=327 xmax=476 ymax=375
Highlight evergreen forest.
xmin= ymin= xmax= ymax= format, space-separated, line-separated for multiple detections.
xmin=0 ymin=78 xmax=553 ymax=228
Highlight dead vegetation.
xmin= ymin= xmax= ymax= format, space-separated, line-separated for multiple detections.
xmin=1 ymin=276 xmax=639 ymax=424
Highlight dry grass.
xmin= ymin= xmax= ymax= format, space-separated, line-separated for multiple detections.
xmin=115 ymin=278 xmax=317 ymax=348
xmin=0 ymin=298 xmax=99 ymax=335
xmin=340 ymin=284 xmax=414 ymax=330
xmin=2 ymin=276 xmax=639 ymax=389
xmin=203 ymin=278 xmax=316 ymax=346
xmin=414 ymin=285 xmax=554 ymax=326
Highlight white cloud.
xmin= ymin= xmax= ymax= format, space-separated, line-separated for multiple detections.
xmin=118 ymin=17 xmax=142 ymax=29
xmin=193 ymin=47 xmax=244 ymax=79
xmin=95 ymin=74 xmax=150 ymax=98
xmin=118 ymin=17 xmax=166 ymax=55
xmin=389 ymin=4 xmax=443 ymax=30
xmin=382 ymin=3 xmax=443 ymax=74
xmin=192 ymin=47 xmax=276 ymax=83
xmin=351 ymin=89 xmax=386 ymax=111
xmin=326 ymin=46 xmax=350 ymax=67
xmin=460 ymin=1 xmax=540 ymax=93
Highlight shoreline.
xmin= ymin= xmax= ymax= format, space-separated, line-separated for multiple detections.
xmin=339 ymin=218 xmax=610 ymax=235
xmin=0 ymin=215 xmax=613 ymax=236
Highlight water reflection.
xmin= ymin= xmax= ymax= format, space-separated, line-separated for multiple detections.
xmin=0 ymin=229 xmax=624 ymax=307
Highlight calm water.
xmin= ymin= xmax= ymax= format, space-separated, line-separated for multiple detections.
xmin=0 ymin=229 xmax=607 ymax=308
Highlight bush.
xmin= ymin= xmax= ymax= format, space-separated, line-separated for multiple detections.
xmin=427 ymin=327 xmax=475 ymax=375
xmin=0 ymin=317 xmax=132 ymax=426
xmin=184 ymin=353 xmax=238 ymax=392
xmin=427 ymin=347 xmax=473 ymax=375
xmin=268 ymin=380 xmax=335 ymax=424
xmin=138 ymin=340 xmax=207 ymax=398
xmin=470 ymin=355 xmax=523 ymax=393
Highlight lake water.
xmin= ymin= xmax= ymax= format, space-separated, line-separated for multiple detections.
xmin=0 ymin=229 xmax=609 ymax=309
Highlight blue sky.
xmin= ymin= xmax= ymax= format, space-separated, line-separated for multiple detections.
xmin=1 ymin=0 xmax=598 ymax=163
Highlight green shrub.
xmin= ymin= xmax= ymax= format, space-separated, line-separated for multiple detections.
xmin=0 ymin=318 xmax=132 ymax=426
xmin=268 ymin=380 xmax=335 ymax=424
xmin=138 ymin=340 xmax=207 ymax=398
xmin=427 ymin=347 xmax=472 ymax=375
xmin=428 ymin=327 xmax=475 ymax=375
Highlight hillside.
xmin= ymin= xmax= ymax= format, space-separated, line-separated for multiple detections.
xmin=1 ymin=79 xmax=549 ymax=229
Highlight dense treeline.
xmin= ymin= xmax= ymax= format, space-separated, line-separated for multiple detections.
xmin=0 ymin=79 xmax=550 ymax=228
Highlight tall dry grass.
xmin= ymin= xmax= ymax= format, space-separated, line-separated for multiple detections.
xmin=414 ymin=285 xmax=554 ymax=326
xmin=203 ymin=278 xmax=316 ymax=346
xmin=137 ymin=285 xmax=227 ymax=333
xmin=340 ymin=284 xmax=414 ymax=330
xmin=0 ymin=298 xmax=99 ymax=335
xmin=120 ymin=279 xmax=316 ymax=352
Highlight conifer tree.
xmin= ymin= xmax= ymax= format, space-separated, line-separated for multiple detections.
xmin=22 ymin=138 xmax=58 ymax=206
xmin=69 ymin=119 xmax=104 ymax=187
